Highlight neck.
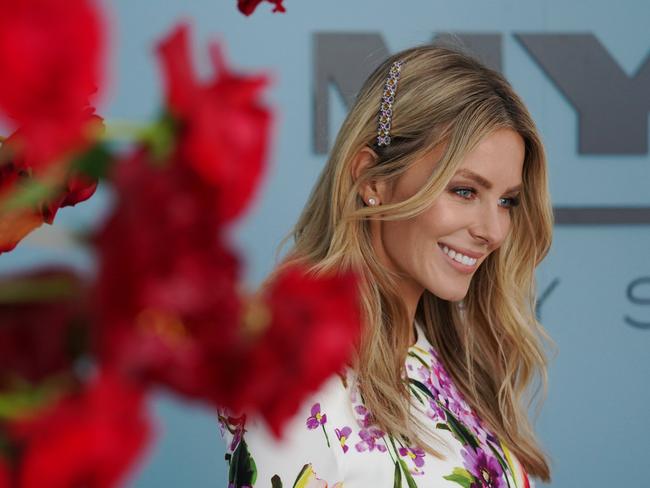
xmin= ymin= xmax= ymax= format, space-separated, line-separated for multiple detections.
xmin=403 ymin=285 xmax=423 ymax=347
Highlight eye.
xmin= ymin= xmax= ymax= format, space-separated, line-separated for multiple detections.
xmin=452 ymin=187 xmax=476 ymax=199
xmin=499 ymin=195 xmax=521 ymax=209
xmin=452 ymin=186 xmax=521 ymax=210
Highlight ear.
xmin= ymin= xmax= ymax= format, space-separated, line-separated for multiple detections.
xmin=350 ymin=146 xmax=391 ymax=205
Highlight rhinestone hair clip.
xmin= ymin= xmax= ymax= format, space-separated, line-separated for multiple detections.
xmin=376 ymin=60 xmax=404 ymax=147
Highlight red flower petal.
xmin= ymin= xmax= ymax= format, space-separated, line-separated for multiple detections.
xmin=0 ymin=209 xmax=44 ymax=254
xmin=9 ymin=370 xmax=152 ymax=488
xmin=237 ymin=0 xmax=286 ymax=16
xmin=0 ymin=0 xmax=104 ymax=167
xmin=213 ymin=264 xmax=362 ymax=436
xmin=156 ymin=24 xmax=199 ymax=117
xmin=156 ymin=23 xmax=272 ymax=224
xmin=0 ymin=152 xmax=99 ymax=253
xmin=0 ymin=267 xmax=87 ymax=390
xmin=93 ymin=148 xmax=242 ymax=401
xmin=0 ymin=458 xmax=9 ymax=488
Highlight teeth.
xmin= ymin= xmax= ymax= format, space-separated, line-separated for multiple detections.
xmin=440 ymin=244 xmax=477 ymax=266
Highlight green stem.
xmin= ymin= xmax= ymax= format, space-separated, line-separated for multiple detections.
xmin=320 ymin=423 xmax=330 ymax=448
xmin=384 ymin=436 xmax=397 ymax=463
xmin=100 ymin=119 xmax=151 ymax=142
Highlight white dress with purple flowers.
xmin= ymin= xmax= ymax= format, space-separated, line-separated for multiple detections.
xmin=218 ymin=320 xmax=535 ymax=488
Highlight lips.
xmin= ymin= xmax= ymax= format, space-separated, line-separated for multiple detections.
xmin=437 ymin=242 xmax=485 ymax=260
xmin=436 ymin=242 xmax=482 ymax=275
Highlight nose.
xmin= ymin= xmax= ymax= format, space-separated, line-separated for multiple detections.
xmin=469 ymin=203 xmax=510 ymax=249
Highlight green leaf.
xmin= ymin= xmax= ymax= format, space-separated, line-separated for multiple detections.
xmin=406 ymin=380 xmax=477 ymax=450
xmin=443 ymin=467 xmax=475 ymax=488
xmin=408 ymin=379 xmax=435 ymax=402
xmin=292 ymin=464 xmax=311 ymax=488
xmin=71 ymin=142 xmax=113 ymax=180
xmin=393 ymin=460 xmax=402 ymax=488
xmin=0 ymin=376 xmax=66 ymax=420
xmin=139 ymin=111 xmax=178 ymax=164
xmin=398 ymin=458 xmax=418 ymax=488
xmin=229 ymin=438 xmax=257 ymax=487
xmin=0 ymin=274 xmax=80 ymax=304
xmin=407 ymin=351 xmax=429 ymax=369
xmin=0 ymin=178 xmax=55 ymax=212
xmin=271 ymin=474 xmax=283 ymax=488
xmin=486 ymin=441 xmax=513 ymax=488
xmin=439 ymin=404 xmax=479 ymax=449
xmin=408 ymin=384 xmax=425 ymax=405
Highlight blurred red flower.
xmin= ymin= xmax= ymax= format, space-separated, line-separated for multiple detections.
xmin=0 ymin=0 xmax=104 ymax=167
xmin=237 ymin=0 xmax=286 ymax=16
xmin=8 ymin=370 xmax=151 ymax=488
xmin=0 ymin=267 xmax=89 ymax=392
xmin=93 ymin=147 xmax=243 ymax=401
xmin=0 ymin=458 xmax=8 ymax=488
xmin=157 ymin=23 xmax=272 ymax=224
xmin=0 ymin=125 xmax=100 ymax=254
xmin=213 ymin=264 xmax=362 ymax=436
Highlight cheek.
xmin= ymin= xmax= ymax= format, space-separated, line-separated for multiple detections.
xmin=381 ymin=204 xmax=458 ymax=262
xmin=382 ymin=219 xmax=419 ymax=254
xmin=419 ymin=200 xmax=468 ymax=237
xmin=495 ymin=214 xmax=514 ymax=249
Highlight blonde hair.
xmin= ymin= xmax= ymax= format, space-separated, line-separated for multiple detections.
xmin=265 ymin=43 xmax=554 ymax=481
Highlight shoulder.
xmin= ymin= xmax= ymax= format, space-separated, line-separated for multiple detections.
xmin=217 ymin=371 xmax=353 ymax=487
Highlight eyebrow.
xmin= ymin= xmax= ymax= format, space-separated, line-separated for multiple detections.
xmin=456 ymin=169 xmax=522 ymax=194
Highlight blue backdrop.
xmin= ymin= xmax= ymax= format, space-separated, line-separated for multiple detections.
xmin=3 ymin=1 xmax=649 ymax=486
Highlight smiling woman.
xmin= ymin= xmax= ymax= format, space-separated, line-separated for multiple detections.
xmin=218 ymin=43 xmax=554 ymax=488
xmin=351 ymin=127 xmax=526 ymax=322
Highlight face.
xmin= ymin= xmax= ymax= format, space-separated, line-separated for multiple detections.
xmin=371 ymin=128 xmax=524 ymax=305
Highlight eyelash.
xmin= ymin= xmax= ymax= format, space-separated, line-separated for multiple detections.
xmin=451 ymin=187 xmax=521 ymax=209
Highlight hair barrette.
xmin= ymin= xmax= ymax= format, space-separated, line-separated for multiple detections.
xmin=376 ymin=60 xmax=404 ymax=147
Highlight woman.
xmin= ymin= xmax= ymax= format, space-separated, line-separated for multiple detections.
xmin=219 ymin=43 xmax=554 ymax=487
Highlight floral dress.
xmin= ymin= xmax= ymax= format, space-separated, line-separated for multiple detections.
xmin=217 ymin=320 xmax=535 ymax=488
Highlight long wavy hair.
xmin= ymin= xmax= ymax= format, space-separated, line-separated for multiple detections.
xmin=264 ymin=43 xmax=554 ymax=481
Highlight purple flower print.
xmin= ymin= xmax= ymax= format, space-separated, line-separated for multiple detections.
xmin=427 ymin=398 xmax=447 ymax=422
xmin=355 ymin=426 xmax=387 ymax=453
xmin=306 ymin=403 xmax=327 ymax=429
xmin=230 ymin=425 xmax=244 ymax=451
xmin=398 ymin=446 xmax=426 ymax=475
xmin=416 ymin=365 xmax=441 ymax=398
xmin=217 ymin=412 xmax=246 ymax=452
xmin=306 ymin=402 xmax=331 ymax=447
xmin=465 ymin=411 xmax=491 ymax=444
xmin=432 ymin=361 xmax=454 ymax=396
xmin=335 ymin=426 xmax=352 ymax=453
xmin=461 ymin=446 xmax=505 ymax=488
xmin=354 ymin=404 xmax=374 ymax=428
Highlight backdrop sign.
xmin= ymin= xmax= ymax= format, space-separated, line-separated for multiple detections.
xmin=314 ymin=32 xmax=650 ymax=224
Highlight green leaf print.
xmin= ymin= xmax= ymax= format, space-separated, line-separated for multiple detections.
xmin=408 ymin=378 xmax=478 ymax=449
xmin=407 ymin=351 xmax=430 ymax=369
xmin=292 ymin=464 xmax=311 ymax=487
xmin=408 ymin=379 xmax=436 ymax=401
xmin=443 ymin=467 xmax=475 ymax=488
xmin=393 ymin=460 xmax=403 ymax=488
xmin=486 ymin=441 xmax=513 ymax=488
xmin=438 ymin=404 xmax=479 ymax=449
xmin=408 ymin=383 xmax=425 ymax=405
xmin=229 ymin=438 xmax=257 ymax=487
xmin=388 ymin=435 xmax=418 ymax=488
xmin=271 ymin=475 xmax=283 ymax=488
xmin=398 ymin=458 xmax=418 ymax=488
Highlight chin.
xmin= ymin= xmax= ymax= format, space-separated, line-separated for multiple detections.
xmin=428 ymin=285 xmax=469 ymax=302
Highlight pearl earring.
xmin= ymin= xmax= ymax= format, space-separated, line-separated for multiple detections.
xmin=368 ymin=197 xmax=377 ymax=206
